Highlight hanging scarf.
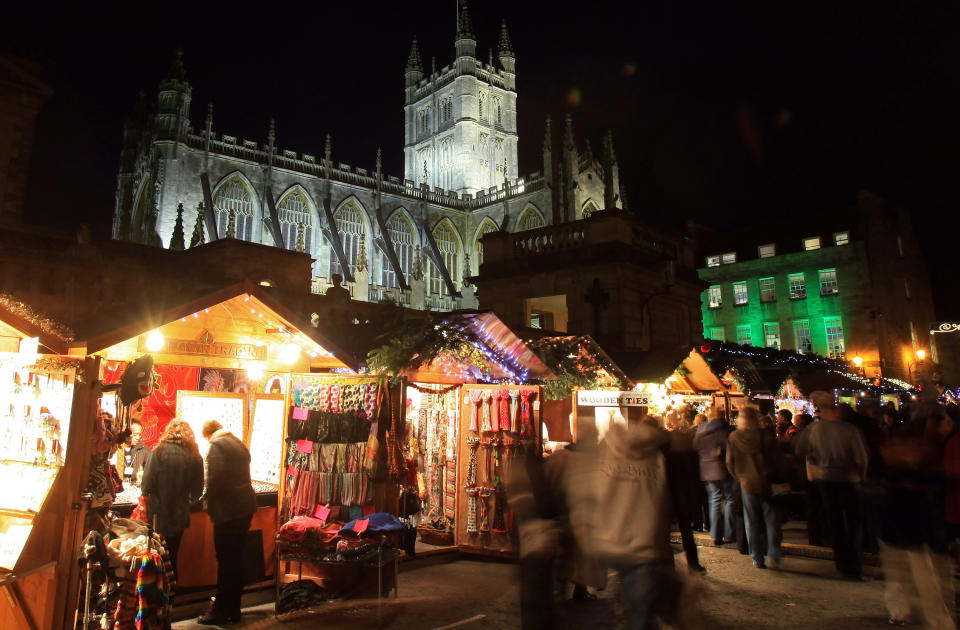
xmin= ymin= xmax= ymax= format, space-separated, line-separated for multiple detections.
xmin=480 ymin=390 xmax=494 ymax=432
xmin=519 ymin=390 xmax=535 ymax=438
xmin=497 ymin=389 xmax=510 ymax=431
xmin=469 ymin=390 xmax=483 ymax=432
xmin=465 ymin=437 xmax=480 ymax=533
xmin=135 ymin=552 xmax=169 ymax=630
xmin=477 ymin=486 xmax=493 ymax=532
xmin=509 ymin=391 xmax=520 ymax=433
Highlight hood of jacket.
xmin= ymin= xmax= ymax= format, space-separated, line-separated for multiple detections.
xmin=602 ymin=422 xmax=669 ymax=461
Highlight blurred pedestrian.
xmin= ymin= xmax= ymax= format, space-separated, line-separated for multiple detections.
xmin=198 ymin=420 xmax=256 ymax=625
xmin=795 ymin=391 xmax=869 ymax=578
xmin=693 ymin=407 xmax=735 ymax=547
xmin=666 ymin=418 xmax=706 ymax=573
xmin=141 ymin=418 xmax=204 ymax=581
xmin=726 ymin=406 xmax=784 ymax=569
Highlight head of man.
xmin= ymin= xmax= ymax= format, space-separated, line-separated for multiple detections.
xmin=810 ymin=390 xmax=840 ymax=420
xmin=777 ymin=409 xmax=793 ymax=425
xmin=202 ymin=419 xmax=223 ymax=440
xmin=127 ymin=419 xmax=142 ymax=445
xmin=737 ymin=406 xmax=760 ymax=431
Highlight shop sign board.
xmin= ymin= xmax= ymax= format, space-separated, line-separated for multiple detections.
xmin=576 ymin=390 xmax=651 ymax=407
xmin=140 ymin=337 xmax=267 ymax=360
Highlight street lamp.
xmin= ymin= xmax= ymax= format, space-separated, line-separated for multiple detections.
xmin=916 ymin=349 xmax=926 ymax=361
xmin=909 ymin=349 xmax=926 ymax=384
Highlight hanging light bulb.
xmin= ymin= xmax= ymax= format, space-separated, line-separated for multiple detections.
xmin=246 ymin=363 xmax=264 ymax=380
xmin=146 ymin=330 xmax=165 ymax=352
xmin=281 ymin=343 xmax=300 ymax=364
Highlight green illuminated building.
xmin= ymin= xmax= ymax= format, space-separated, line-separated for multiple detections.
xmin=696 ymin=192 xmax=937 ymax=383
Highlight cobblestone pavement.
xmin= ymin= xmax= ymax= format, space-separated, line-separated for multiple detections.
xmin=172 ymin=545 xmax=913 ymax=630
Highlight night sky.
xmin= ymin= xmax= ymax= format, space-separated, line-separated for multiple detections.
xmin=4 ymin=2 xmax=959 ymax=316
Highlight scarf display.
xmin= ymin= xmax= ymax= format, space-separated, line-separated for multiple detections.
xmin=519 ymin=390 xmax=535 ymax=437
xmin=465 ymin=437 xmax=480 ymax=533
xmin=480 ymin=390 xmax=494 ymax=432
xmin=134 ymin=553 xmax=169 ymax=630
xmin=477 ymin=486 xmax=493 ymax=533
xmin=497 ymin=389 xmax=510 ymax=431
xmin=469 ymin=390 xmax=483 ymax=432
xmin=509 ymin=391 xmax=520 ymax=433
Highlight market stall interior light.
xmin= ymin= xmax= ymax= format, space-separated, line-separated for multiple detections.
xmin=852 ymin=356 xmax=863 ymax=368
xmin=280 ymin=343 xmax=300 ymax=364
xmin=146 ymin=329 xmax=164 ymax=352
xmin=246 ymin=363 xmax=264 ymax=380
xmin=916 ymin=349 xmax=926 ymax=360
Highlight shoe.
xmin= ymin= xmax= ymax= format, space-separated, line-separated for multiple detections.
xmin=888 ymin=618 xmax=907 ymax=626
xmin=689 ymin=563 xmax=707 ymax=574
xmin=712 ymin=539 xmax=724 ymax=546
xmin=198 ymin=598 xmax=235 ymax=626
xmin=752 ymin=559 xmax=767 ymax=569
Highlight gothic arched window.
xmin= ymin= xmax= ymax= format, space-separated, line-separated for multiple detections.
xmin=277 ymin=189 xmax=313 ymax=252
xmin=473 ymin=218 xmax=498 ymax=275
xmin=213 ymin=177 xmax=255 ymax=242
xmin=582 ymin=200 xmax=600 ymax=218
xmin=517 ymin=207 xmax=545 ymax=232
xmin=380 ymin=212 xmax=415 ymax=288
xmin=330 ymin=202 xmax=365 ymax=280
xmin=430 ymin=221 xmax=460 ymax=296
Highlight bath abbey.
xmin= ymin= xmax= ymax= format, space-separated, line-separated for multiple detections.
xmin=111 ymin=5 xmax=622 ymax=310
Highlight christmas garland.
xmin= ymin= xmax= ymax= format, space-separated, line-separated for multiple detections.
xmin=0 ymin=293 xmax=75 ymax=341
xmin=528 ymin=336 xmax=628 ymax=400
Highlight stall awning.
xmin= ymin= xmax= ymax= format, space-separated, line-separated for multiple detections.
xmin=0 ymin=296 xmax=71 ymax=355
xmin=610 ymin=346 xmax=697 ymax=386
xmin=454 ymin=312 xmax=552 ymax=381
xmin=69 ymin=280 xmax=357 ymax=372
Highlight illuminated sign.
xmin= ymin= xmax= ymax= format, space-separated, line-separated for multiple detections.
xmin=139 ymin=337 xmax=267 ymax=360
xmin=576 ymin=390 xmax=651 ymax=407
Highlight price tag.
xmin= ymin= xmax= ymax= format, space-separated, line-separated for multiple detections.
xmin=533 ymin=401 xmax=541 ymax=411
xmin=296 ymin=439 xmax=314 ymax=453
xmin=292 ymin=407 xmax=309 ymax=421
xmin=353 ymin=518 xmax=370 ymax=534
xmin=313 ymin=504 xmax=332 ymax=521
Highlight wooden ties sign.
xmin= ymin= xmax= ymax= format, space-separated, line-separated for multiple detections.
xmin=576 ymin=390 xmax=651 ymax=407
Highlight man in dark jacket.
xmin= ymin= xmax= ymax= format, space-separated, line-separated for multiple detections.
xmin=693 ymin=409 xmax=735 ymax=546
xmin=199 ymin=420 xmax=256 ymax=625
xmin=118 ymin=419 xmax=150 ymax=486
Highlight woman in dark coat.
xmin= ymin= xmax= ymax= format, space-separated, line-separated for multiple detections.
xmin=141 ymin=418 xmax=204 ymax=578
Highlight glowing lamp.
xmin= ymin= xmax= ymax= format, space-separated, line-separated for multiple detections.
xmin=146 ymin=330 xmax=164 ymax=352
xmin=916 ymin=349 xmax=926 ymax=360
xmin=246 ymin=364 xmax=264 ymax=380
xmin=280 ymin=343 xmax=300 ymax=364
xmin=852 ymin=356 xmax=863 ymax=368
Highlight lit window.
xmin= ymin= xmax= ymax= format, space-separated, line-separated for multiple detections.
xmin=897 ymin=235 xmax=904 ymax=257
xmin=819 ymin=269 xmax=839 ymax=295
xmin=759 ymin=277 xmax=776 ymax=303
xmin=330 ymin=203 xmax=366 ymax=280
xmin=910 ymin=321 xmax=918 ymax=349
xmin=213 ymin=178 xmax=255 ymax=242
xmin=710 ymin=327 xmax=725 ymax=342
xmin=764 ymin=323 xmax=780 ymax=349
xmin=824 ymin=317 xmax=845 ymax=359
xmin=794 ymin=320 xmax=812 ymax=354
xmin=736 ymin=325 xmax=752 ymax=346
xmin=380 ymin=213 xmax=415 ymax=288
xmin=429 ymin=222 xmax=461 ymax=296
xmin=803 ymin=236 xmax=821 ymax=251
xmin=278 ymin=190 xmax=313 ymax=252
xmin=788 ymin=273 xmax=806 ymax=300
xmin=758 ymin=243 xmax=776 ymax=258
xmin=721 ymin=252 xmax=737 ymax=264
xmin=833 ymin=231 xmax=849 ymax=246
xmin=904 ymin=278 xmax=911 ymax=300
xmin=733 ymin=282 xmax=748 ymax=305
xmin=708 ymin=285 xmax=723 ymax=309
xmin=706 ymin=255 xmax=720 ymax=267
xmin=530 ymin=313 xmax=543 ymax=329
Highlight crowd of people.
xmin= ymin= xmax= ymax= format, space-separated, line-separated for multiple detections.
xmin=510 ymin=392 xmax=960 ymax=630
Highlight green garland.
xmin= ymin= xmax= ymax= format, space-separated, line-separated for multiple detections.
xmin=529 ymin=337 xmax=628 ymax=400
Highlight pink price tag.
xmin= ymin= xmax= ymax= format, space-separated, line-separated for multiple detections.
xmin=296 ymin=439 xmax=313 ymax=454
xmin=292 ymin=407 xmax=309 ymax=421
xmin=353 ymin=518 xmax=369 ymax=534
xmin=313 ymin=504 xmax=331 ymax=521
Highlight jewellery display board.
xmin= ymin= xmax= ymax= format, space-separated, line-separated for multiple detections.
xmin=175 ymin=391 xmax=247 ymax=458
xmin=249 ymin=394 xmax=286 ymax=485
xmin=455 ymin=383 xmax=542 ymax=557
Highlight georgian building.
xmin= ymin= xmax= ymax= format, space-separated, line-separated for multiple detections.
xmin=696 ymin=191 xmax=938 ymax=383
xmin=111 ymin=5 xmax=621 ymax=312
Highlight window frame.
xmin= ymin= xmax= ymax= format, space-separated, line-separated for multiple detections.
xmin=818 ymin=268 xmax=839 ymax=296
xmin=763 ymin=323 xmax=781 ymax=349
xmin=758 ymin=243 xmax=776 ymax=258
xmin=833 ymin=231 xmax=849 ymax=246
xmin=824 ymin=316 xmax=845 ymax=359
xmin=788 ymin=273 xmax=807 ymax=300
xmin=708 ymin=285 xmax=723 ymax=309
xmin=803 ymin=236 xmax=821 ymax=251
xmin=793 ymin=319 xmax=812 ymax=354
xmin=759 ymin=277 xmax=776 ymax=303
xmin=736 ymin=324 xmax=752 ymax=346
xmin=709 ymin=327 xmax=726 ymax=342
xmin=706 ymin=255 xmax=720 ymax=268
xmin=721 ymin=252 xmax=737 ymax=265
xmin=732 ymin=281 xmax=749 ymax=306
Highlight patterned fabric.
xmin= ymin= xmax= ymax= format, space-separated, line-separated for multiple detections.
xmin=477 ymin=487 xmax=493 ymax=532
xmin=328 ymin=385 xmax=341 ymax=413
xmin=362 ymin=382 xmax=379 ymax=421
xmin=465 ymin=437 xmax=480 ymax=533
xmin=509 ymin=391 xmax=520 ymax=433
xmin=520 ymin=390 xmax=535 ymax=437
xmin=135 ymin=552 xmax=169 ymax=629
xmin=480 ymin=390 xmax=493 ymax=432
xmin=497 ymin=389 xmax=510 ymax=431
xmin=443 ymin=460 xmax=457 ymax=521
xmin=469 ymin=390 xmax=483 ymax=432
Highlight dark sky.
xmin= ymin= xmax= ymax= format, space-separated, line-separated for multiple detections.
xmin=5 ymin=2 xmax=959 ymax=316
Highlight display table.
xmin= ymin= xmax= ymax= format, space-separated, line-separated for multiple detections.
xmin=276 ymin=547 xmax=401 ymax=617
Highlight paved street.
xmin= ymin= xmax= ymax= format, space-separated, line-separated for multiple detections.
xmin=172 ymin=544 xmax=909 ymax=629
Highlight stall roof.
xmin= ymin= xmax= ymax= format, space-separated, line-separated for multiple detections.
xmin=610 ymin=346 xmax=697 ymax=385
xmin=70 ymin=280 xmax=358 ymax=371
xmin=526 ymin=334 xmax=632 ymax=386
xmin=0 ymin=296 xmax=71 ymax=355
xmin=454 ymin=311 xmax=552 ymax=380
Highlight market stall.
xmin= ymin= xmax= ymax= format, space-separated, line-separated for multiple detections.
xmin=0 ymin=299 xmax=100 ymax=630
xmin=66 ymin=281 xmax=358 ymax=602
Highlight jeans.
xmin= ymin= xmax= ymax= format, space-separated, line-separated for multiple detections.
xmin=818 ymin=481 xmax=864 ymax=576
xmin=742 ymin=490 xmax=782 ymax=565
xmin=705 ymin=479 xmax=735 ymax=543
xmin=213 ymin=516 xmax=252 ymax=615
xmin=618 ymin=560 xmax=681 ymax=630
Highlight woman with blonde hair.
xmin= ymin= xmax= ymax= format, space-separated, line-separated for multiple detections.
xmin=141 ymin=418 xmax=204 ymax=579
xmin=726 ymin=406 xmax=783 ymax=569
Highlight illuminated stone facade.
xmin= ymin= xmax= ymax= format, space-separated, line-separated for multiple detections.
xmin=112 ymin=6 xmax=621 ymax=312
xmin=697 ymin=191 xmax=938 ymax=382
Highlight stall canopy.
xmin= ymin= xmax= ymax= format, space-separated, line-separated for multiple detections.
xmin=609 ymin=346 xmax=725 ymax=394
xmin=0 ymin=295 xmax=71 ymax=355
xmin=67 ymin=280 xmax=356 ymax=373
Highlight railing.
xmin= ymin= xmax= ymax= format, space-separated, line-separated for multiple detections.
xmin=512 ymin=222 xmax=587 ymax=257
